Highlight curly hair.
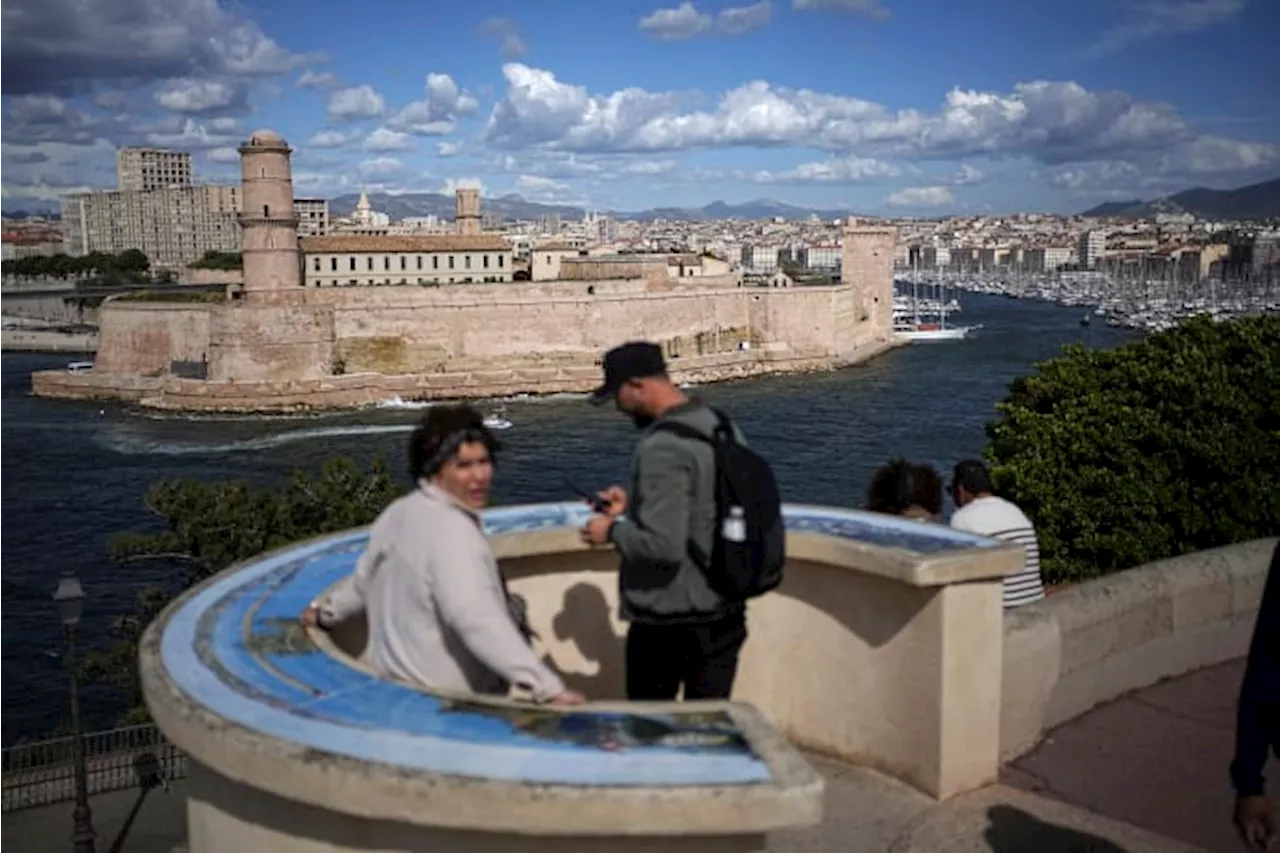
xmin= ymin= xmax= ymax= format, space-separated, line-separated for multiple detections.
xmin=408 ymin=404 xmax=502 ymax=480
xmin=865 ymin=457 xmax=944 ymax=517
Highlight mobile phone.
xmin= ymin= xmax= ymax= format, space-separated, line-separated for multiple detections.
xmin=565 ymin=477 xmax=609 ymax=513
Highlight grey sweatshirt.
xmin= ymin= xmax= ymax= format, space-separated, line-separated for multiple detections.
xmin=608 ymin=399 xmax=746 ymax=625
xmin=316 ymin=480 xmax=566 ymax=702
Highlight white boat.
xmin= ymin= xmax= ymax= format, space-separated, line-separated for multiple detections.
xmin=895 ymin=324 xmax=978 ymax=342
xmin=66 ymin=361 xmax=94 ymax=373
xmin=483 ymin=407 xmax=513 ymax=430
xmin=893 ymin=266 xmax=977 ymax=343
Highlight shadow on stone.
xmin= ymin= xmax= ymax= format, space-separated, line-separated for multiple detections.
xmin=773 ymin=558 xmax=930 ymax=650
xmin=547 ymin=581 xmax=626 ymax=699
xmin=983 ymin=805 xmax=1128 ymax=853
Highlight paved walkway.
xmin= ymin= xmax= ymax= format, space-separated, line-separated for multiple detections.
xmin=7 ymin=662 xmax=1267 ymax=852
xmin=1003 ymin=658 xmax=1272 ymax=853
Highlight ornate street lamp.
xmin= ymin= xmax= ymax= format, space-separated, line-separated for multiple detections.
xmin=53 ymin=573 xmax=97 ymax=853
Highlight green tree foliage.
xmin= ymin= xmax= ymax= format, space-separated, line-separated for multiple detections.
xmin=87 ymin=457 xmax=402 ymax=723
xmin=984 ymin=314 xmax=1280 ymax=584
xmin=187 ymin=250 xmax=243 ymax=270
xmin=1 ymin=249 xmax=151 ymax=279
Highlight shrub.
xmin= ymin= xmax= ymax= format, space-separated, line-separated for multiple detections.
xmin=984 ymin=314 xmax=1280 ymax=584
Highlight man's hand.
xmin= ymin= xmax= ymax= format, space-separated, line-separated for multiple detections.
xmin=1235 ymin=794 xmax=1278 ymax=851
xmin=548 ymin=690 xmax=587 ymax=706
xmin=581 ymin=515 xmax=615 ymax=546
xmin=299 ymin=603 xmax=320 ymax=629
xmin=596 ymin=485 xmax=627 ymax=517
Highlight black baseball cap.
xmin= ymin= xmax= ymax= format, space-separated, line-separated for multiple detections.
xmin=589 ymin=341 xmax=667 ymax=406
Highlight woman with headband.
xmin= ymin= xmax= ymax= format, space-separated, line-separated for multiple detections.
xmin=302 ymin=404 xmax=585 ymax=707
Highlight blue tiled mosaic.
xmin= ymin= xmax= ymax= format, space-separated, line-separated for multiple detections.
xmin=159 ymin=502 xmax=993 ymax=788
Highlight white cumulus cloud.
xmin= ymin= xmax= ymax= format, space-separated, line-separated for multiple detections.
xmin=387 ymin=73 xmax=479 ymax=136
xmin=885 ymin=186 xmax=954 ymax=207
xmin=364 ymin=127 xmax=414 ymax=152
xmin=639 ymin=1 xmax=772 ymax=40
xmin=481 ymin=63 xmax=1278 ymax=192
xmin=155 ymin=78 xmax=244 ymax=114
xmin=327 ymin=85 xmax=386 ymax=122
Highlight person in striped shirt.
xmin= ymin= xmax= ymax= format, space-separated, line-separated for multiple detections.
xmin=948 ymin=460 xmax=1046 ymax=608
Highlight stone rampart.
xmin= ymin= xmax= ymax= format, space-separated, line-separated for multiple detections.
xmin=31 ymin=340 xmax=900 ymax=412
xmin=183 ymin=268 xmax=243 ymax=287
xmin=208 ymin=302 xmax=335 ymax=382
xmin=93 ymin=299 xmax=214 ymax=375
xmin=34 ymin=274 xmax=900 ymax=411
xmin=1000 ymin=537 xmax=1276 ymax=761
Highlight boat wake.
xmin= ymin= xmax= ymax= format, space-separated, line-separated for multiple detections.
xmin=96 ymin=423 xmax=416 ymax=456
xmin=375 ymin=396 xmax=434 ymax=411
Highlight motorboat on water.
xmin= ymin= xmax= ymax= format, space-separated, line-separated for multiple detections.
xmin=483 ymin=407 xmax=513 ymax=430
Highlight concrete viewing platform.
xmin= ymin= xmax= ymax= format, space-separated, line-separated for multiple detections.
xmin=140 ymin=502 xmax=1027 ymax=852
xmin=8 ymin=666 xmax=1256 ymax=852
xmin=128 ymin=499 xmax=1274 ymax=853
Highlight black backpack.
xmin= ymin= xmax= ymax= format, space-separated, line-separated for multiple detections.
xmin=651 ymin=408 xmax=786 ymax=601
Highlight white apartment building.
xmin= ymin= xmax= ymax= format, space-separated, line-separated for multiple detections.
xmin=60 ymin=184 xmax=240 ymax=267
xmin=300 ymin=234 xmax=515 ymax=286
xmin=583 ymin=211 xmax=618 ymax=244
xmin=294 ymin=198 xmax=330 ymax=237
xmin=116 ymin=148 xmax=192 ymax=192
xmin=740 ymin=244 xmax=782 ymax=274
xmin=798 ymin=244 xmax=841 ymax=270
xmin=1024 ymin=246 xmax=1076 ymax=272
xmin=1078 ymin=230 xmax=1107 ymax=269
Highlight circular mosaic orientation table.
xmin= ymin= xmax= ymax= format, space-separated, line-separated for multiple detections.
xmin=141 ymin=502 xmax=1012 ymax=851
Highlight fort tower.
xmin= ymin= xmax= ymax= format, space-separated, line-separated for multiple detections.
xmin=841 ymin=217 xmax=897 ymax=339
xmin=454 ymin=187 xmax=481 ymax=236
xmin=238 ymin=130 xmax=301 ymax=297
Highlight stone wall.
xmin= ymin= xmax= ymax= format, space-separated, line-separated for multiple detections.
xmin=558 ymin=257 xmax=667 ymax=282
xmin=208 ymin=302 xmax=334 ymax=382
xmin=35 ymin=221 xmax=899 ymax=411
xmin=1000 ymin=537 xmax=1276 ymax=761
xmin=32 ymin=340 xmax=901 ymax=411
xmin=184 ymin=268 xmax=243 ymax=287
xmin=94 ymin=299 xmax=214 ymax=375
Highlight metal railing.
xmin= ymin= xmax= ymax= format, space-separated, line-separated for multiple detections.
xmin=1 ymin=724 xmax=187 ymax=812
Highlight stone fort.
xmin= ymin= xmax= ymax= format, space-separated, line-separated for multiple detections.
xmin=32 ymin=129 xmax=897 ymax=412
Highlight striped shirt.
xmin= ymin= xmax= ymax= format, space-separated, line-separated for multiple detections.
xmin=950 ymin=495 xmax=1046 ymax=608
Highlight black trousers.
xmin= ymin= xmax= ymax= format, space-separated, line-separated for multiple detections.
xmin=625 ymin=610 xmax=748 ymax=701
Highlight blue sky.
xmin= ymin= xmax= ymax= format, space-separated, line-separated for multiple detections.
xmin=2 ymin=0 xmax=1277 ymax=215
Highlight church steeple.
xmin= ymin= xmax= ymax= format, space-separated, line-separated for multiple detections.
xmin=354 ymin=186 xmax=373 ymax=227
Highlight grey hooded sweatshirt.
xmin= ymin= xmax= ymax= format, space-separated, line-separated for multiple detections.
xmin=607 ymin=399 xmax=746 ymax=625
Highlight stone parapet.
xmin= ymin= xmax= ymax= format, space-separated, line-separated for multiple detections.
xmin=1000 ymin=537 xmax=1277 ymax=761
xmin=141 ymin=501 xmax=1027 ymax=853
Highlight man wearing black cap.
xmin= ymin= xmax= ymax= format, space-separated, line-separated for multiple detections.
xmin=580 ymin=341 xmax=750 ymax=701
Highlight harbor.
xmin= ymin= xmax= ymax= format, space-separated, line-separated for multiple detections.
xmin=897 ymin=267 xmax=1279 ymax=334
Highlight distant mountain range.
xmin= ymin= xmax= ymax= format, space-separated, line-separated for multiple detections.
xmin=328 ymin=192 xmax=857 ymax=223
xmin=1081 ymin=177 xmax=1280 ymax=220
